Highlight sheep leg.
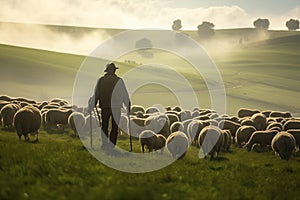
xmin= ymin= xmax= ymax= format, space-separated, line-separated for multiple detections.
xmin=141 ymin=145 xmax=145 ymax=153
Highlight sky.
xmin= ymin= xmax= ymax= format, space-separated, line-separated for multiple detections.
xmin=0 ymin=0 xmax=300 ymax=29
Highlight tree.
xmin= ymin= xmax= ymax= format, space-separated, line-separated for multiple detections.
xmin=197 ymin=21 xmax=215 ymax=39
xmin=172 ymin=19 xmax=182 ymax=31
xmin=253 ymin=18 xmax=270 ymax=30
xmin=286 ymin=19 xmax=299 ymax=31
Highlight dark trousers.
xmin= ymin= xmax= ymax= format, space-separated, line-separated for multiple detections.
xmin=101 ymin=107 xmax=121 ymax=147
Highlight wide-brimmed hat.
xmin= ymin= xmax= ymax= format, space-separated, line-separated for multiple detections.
xmin=104 ymin=63 xmax=118 ymax=72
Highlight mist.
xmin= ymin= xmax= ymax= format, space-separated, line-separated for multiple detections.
xmin=0 ymin=22 xmax=110 ymax=55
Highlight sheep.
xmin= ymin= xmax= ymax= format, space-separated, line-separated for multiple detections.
xmin=12 ymin=97 xmax=36 ymax=105
xmin=0 ymin=101 xmax=10 ymax=111
xmin=50 ymin=98 xmax=69 ymax=106
xmin=218 ymin=120 xmax=241 ymax=139
xmin=222 ymin=129 xmax=232 ymax=152
xmin=241 ymin=118 xmax=255 ymax=127
xmin=193 ymin=115 xmax=210 ymax=121
xmin=129 ymin=117 xmax=147 ymax=138
xmin=45 ymin=109 xmax=73 ymax=132
xmin=238 ymin=108 xmax=260 ymax=118
xmin=68 ymin=112 xmax=86 ymax=137
xmin=0 ymin=103 xmax=21 ymax=129
xmin=287 ymin=129 xmax=300 ymax=148
xmin=139 ymin=130 xmax=166 ymax=153
xmin=245 ymin=130 xmax=278 ymax=152
xmin=270 ymin=111 xmax=292 ymax=119
xmin=179 ymin=110 xmax=192 ymax=121
xmin=130 ymin=105 xmax=145 ymax=115
xmin=192 ymin=107 xmax=201 ymax=112
xmin=262 ymin=110 xmax=272 ymax=118
xmin=235 ymin=126 xmax=256 ymax=147
xmin=165 ymin=113 xmax=179 ymax=127
xmin=187 ymin=120 xmax=204 ymax=143
xmin=209 ymin=113 xmax=219 ymax=120
xmin=251 ymin=113 xmax=267 ymax=131
xmin=191 ymin=110 xmax=201 ymax=118
xmin=203 ymin=119 xmax=219 ymax=127
xmin=266 ymin=122 xmax=283 ymax=131
xmin=0 ymin=95 xmax=12 ymax=102
xmin=145 ymin=114 xmax=170 ymax=138
xmin=283 ymin=120 xmax=300 ymax=131
xmin=198 ymin=126 xmax=224 ymax=160
xmin=145 ymin=106 xmax=160 ymax=114
xmin=170 ymin=121 xmax=184 ymax=134
xmin=172 ymin=106 xmax=182 ymax=112
xmin=271 ymin=132 xmax=296 ymax=160
xmin=166 ymin=131 xmax=189 ymax=160
xmin=13 ymin=105 xmax=41 ymax=142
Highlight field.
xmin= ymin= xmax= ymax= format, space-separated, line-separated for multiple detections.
xmin=1 ymin=23 xmax=300 ymax=199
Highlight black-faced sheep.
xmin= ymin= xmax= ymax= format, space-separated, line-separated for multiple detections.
xmin=283 ymin=120 xmax=300 ymax=131
xmin=251 ymin=113 xmax=267 ymax=131
xmin=245 ymin=130 xmax=278 ymax=152
xmin=198 ymin=126 xmax=224 ymax=160
xmin=68 ymin=112 xmax=86 ymax=136
xmin=238 ymin=108 xmax=260 ymax=118
xmin=0 ymin=103 xmax=21 ymax=129
xmin=235 ymin=126 xmax=256 ymax=147
xmin=166 ymin=131 xmax=189 ymax=160
xmin=139 ymin=130 xmax=166 ymax=153
xmin=271 ymin=132 xmax=296 ymax=160
xmin=13 ymin=105 xmax=41 ymax=142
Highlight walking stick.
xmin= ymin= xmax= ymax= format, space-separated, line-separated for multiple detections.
xmin=88 ymin=97 xmax=93 ymax=149
xmin=128 ymin=102 xmax=133 ymax=152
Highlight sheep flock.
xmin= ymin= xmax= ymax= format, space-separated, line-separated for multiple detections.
xmin=1 ymin=94 xmax=300 ymax=161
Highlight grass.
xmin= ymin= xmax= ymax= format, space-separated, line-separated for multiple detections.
xmin=1 ymin=129 xmax=300 ymax=200
xmin=1 ymin=24 xmax=300 ymax=199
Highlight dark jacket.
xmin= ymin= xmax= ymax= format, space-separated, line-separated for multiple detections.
xmin=94 ymin=72 xmax=130 ymax=108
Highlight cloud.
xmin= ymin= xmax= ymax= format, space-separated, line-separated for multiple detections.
xmin=0 ymin=0 xmax=250 ymax=29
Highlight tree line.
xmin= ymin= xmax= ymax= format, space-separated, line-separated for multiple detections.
xmin=172 ymin=18 xmax=300 ymax=39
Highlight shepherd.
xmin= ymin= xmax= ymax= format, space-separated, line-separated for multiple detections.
xmin=91 ymin=63 xmax=131 ymax=151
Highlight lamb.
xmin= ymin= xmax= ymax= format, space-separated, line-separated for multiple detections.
xmin=198 ymin=126 xmax=224 ymax=159
xmin=130 ymin=105 xmax=145 ymax=115
xmin=68 ymin=112 xmax=86 ymax=137
xmin=269 ymin=111 xmax=292 ymax=118
xmin=218 ymin=120 xmax=241 ymax=139
xmin=166 ymin=131 xmax=189 ymax=160
xmin=251 ymin=113 xmax=267 ymax=131
xmin=235 ymin=126 xmax=256 ymax=147
xmin=237 ymin=108 xmax=260 ymax=118
xmin=271 ymin=132 xmax=296 ymax=160
xmin=0 ymin=103 xmax=21 ymax=129
xmin=45 ymin=109 xmax=73 ymax=132
xmin=139 ymin=130 xmax=166 ymax=153
xmin=245 ymin=130 xmax=278 ymax=152
xmin=283 ymin=120 xmax=300 ymax=131
xmin=13 ymin=105 xmax=41 ymax=142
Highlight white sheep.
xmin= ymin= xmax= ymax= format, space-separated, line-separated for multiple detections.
xmin=68 ymin=112 xmax=86 ymax=137
xmin=287 ymin=129 xmax=300 ymax=149
xmin=271 ymin=132 xmax=296 ymax=160
xmin=13 ymin=105 xmax=41 ymax=142
xmin=187 ymin=120 xmax=204 ymax=143
xmin=198 ymin=126 xmax=224 ymax=160
xmin=139 ymin=130 xmax=166 ymax=153
xmin=218 ymin=120 xmax=241 ymax=139
xmin=45 ymin=108 xmax=73 ymax=132
xmin=251 ymin=113 xmax=267 ymax=131
xmin=222 ymin=129 xmax=232 ymax=152
xmin=166 ymin=131 xmax=189 ymax=160
xmin=245 ymin=130 xmax=278 ymax=152
xmin=235 ymin=126 xmax=256 ymax=147
xmin=0 ymin=103 xmax=21 ymax=129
